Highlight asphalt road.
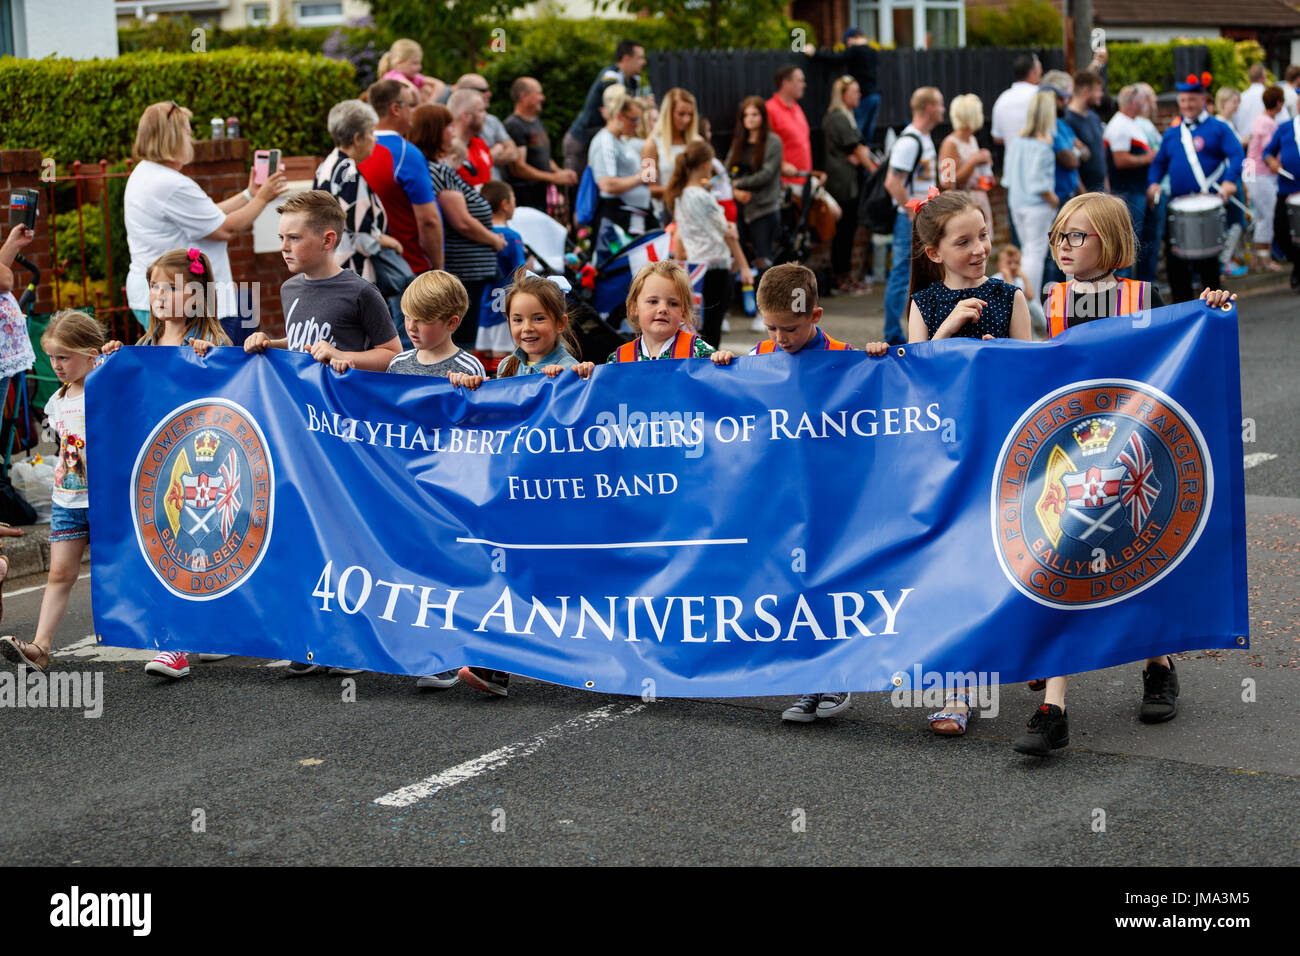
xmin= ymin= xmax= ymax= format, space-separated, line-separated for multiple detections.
xmin=0 ymin=288 xmax=1295 ymax=867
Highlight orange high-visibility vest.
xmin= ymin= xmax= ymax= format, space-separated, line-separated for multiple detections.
xmin=1045 ymin=278 xmax=1150 ymax=338
xmin=613 ymin=329 xmax=698 ymax=363
xmin=754 ymin=331 xmax=850 ymax=354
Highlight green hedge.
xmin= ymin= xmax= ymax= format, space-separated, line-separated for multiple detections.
xmin=1106 ymin=38 xmax=1265 ymax=96
xmin=0 ymin=49 xmax=356 ymax=165
xmin=967 ymin=0 xmax=1062 ymax=48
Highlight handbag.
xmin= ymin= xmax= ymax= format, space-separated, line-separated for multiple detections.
xmin=370 ymin=245 xmax=416 ymax=300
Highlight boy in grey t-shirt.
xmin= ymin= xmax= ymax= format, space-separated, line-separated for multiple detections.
xmin=387 ymin=269 xmax=485 ymax=691
xmin=244 ymin=190 xmax=400 ymax=372
xmin=386 ymin=270 xmax=486 ymax=379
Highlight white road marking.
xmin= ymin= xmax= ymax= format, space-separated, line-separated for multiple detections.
xmin=4 ymin=572 xmax=90 ymax=599
xmin=58 ymin=635 xmax=155 ymax=663
xmin=456 ymin=537 xmax=747 ymax=550
xmin=1243 ymin=453 xmax=1278 ymax=469
xmin=375 ymin=702 xmax=645 ymax=807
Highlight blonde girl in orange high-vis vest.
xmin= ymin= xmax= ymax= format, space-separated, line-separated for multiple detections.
xmin=1012 ymin=192 xmax=1235 ymax=755
xmin=606 ymin=261 xmax=736 ymax=366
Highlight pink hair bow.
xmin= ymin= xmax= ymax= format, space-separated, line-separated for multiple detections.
xmin=187 ymin=248 xmax=204 ymax=275
xmin=906 ymin=186 xmax=941 ymax=215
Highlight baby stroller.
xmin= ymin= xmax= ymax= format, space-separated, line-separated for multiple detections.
xmin=771 ymin=170 xmax=818 ymax=267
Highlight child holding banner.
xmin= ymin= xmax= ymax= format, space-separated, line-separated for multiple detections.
xmin=102 ymin=248 xmax=231 ymax=679
xmin=903 ymin=189 xmax=1032 ymax=736
xmin=0 ymin=311 xmax=105 ymax=674
xmin=449 ymin=267 xmax=595 ymax=696
xmin=245 ymin=190 xmax=400 ymax=677
xmin=606 ymin=261 xmax=736 ymax=365
xmin=749 ymin=264 xmax=888 ymax=723
xmin=1014 ymin=192 xmax=1235 ymax=755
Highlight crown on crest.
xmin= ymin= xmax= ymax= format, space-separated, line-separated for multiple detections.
xmin=194 ymin=431 xmax=220 ymax=463
xmin=1072 ymin=418 xmax=1116 ymax=457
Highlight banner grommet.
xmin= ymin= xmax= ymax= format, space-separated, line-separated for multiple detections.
xmin=1236 ymin=636 xmax=1247 ymax=646
xmin=896 ymin=347 xmax=905 ymax=357
xmin=306 ymin=651 xmax=314 ymax=661
xmin=585 ymin=680 xmax=595 ymax=688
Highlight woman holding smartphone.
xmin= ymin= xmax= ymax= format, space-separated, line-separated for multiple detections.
xmin=123 ymin=101 xmax=288 ymax=344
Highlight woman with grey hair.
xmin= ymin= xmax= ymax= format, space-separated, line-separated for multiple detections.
xmin=314 ymin=99 xmax=404 ymax=283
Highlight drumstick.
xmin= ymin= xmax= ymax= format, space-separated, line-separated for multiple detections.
xmin=1209 ymin=184 xmax=1253 ymax=219
xmin=1279 ymin=168 xmax=1296 ymax=181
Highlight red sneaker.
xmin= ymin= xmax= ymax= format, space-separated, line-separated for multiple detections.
xmin=145 ymin=651 xmax=191 ymax=679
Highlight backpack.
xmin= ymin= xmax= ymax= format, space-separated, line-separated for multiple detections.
xmin=861 ymin=130 xmax=923 ymax=234
xmin=575 ymin=165 xmax=598 ymax=226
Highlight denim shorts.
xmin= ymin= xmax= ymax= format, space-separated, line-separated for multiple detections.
xmin=50 ymin=503 xmax=90 ymax=542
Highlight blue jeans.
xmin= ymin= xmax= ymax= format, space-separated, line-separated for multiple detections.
xmin=883 ymin=210 xmax=912 ymax=345
xmin=855 ymin=93 xmax=882 ymax=148
xmin=1115 ymin=190 xmax=1147 ymax=279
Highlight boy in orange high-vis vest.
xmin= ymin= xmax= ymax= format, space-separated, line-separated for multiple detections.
xmin=750 ymin=264 xmax=888 ymax=722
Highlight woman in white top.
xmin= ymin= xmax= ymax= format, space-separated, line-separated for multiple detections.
xmin=123 ymin=101 xmax=287 ymax=337
xmin=588 ymin=88 xmax=654 ymax=260
xmin=642 ymin=88 xmax=701 ymax=222
xmin=1003 ymin=92 xmax=1060 ymax=298
xmin=939 ymin=94 xmax=995 ymax=230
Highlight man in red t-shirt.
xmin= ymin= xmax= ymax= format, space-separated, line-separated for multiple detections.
xmin=766 ymin=65 xmax=812 ymax=185
xmin=448 ymin=88 xmax=493 ymax=187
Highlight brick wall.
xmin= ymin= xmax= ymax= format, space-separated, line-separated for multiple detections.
xmin=1 ymin=141 xmax=320 ymax=338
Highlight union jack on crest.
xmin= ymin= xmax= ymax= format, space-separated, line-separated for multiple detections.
xmin=216 ymin=450 xmax=242 ymax=539
xmin=1117 ymin=432 xmax=1161 ymax=533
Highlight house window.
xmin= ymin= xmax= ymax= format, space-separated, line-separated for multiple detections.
xmin=247 ymin=3 xmax=270 ymax=26
xmin=852 ymin=0 xmax=965 ymax=48
xmin=0 ymin=0 xmax=13 ymax=59
xmin=851 ymin=1 xmax=882 ymax=43
xmin=294 ymin=2 xmax=344 ymax=26
xmin=925 ymin=3 xmax=962 ymax=48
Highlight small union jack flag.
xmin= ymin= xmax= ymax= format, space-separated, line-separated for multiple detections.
xmin=1117 ymin=432 xmax=1161 ymax=533
xmin=216 ymin=450 xmax=242 ymax=539
xmin=683 ymin=261 xmax=709 ymax=311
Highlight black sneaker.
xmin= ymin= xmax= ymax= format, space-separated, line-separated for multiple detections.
xmin=285 ymin=661 xmax=324 ymax=677
xmin=458 ymin=666 xmax=509 ymax=697
xmin=416 ymin=669 xmax=460 ymax=690
xmin=1013 ymin=703 xmax=1069 ymax=755
xmin=1139 ymin=659 xmax=1179 ymax=723
xmin=782 ymin=693 xmax=821 ymax=723
xmin=815 ymin=691 xmax=851 ymax=718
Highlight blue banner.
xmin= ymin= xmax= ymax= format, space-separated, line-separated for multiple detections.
xmin=88 ymin=300 xmax=1248 ymax=697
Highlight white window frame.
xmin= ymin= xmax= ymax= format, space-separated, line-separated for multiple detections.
xmin=852 ymin=0 xmax=966 ymax=49
xmin=246 ymin=2 xmax=269 ymax=26
xmin=293 ymin=1 xmax=344 ymax=26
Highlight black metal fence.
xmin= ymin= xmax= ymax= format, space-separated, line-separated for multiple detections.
xmin=648 ymin=46 xmax=1066 ymax=160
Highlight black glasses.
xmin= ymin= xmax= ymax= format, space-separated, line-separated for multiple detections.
xmin=1056 ymin=231 xmax=1098 ymax=248
xmin=167 ymin=101 xmax=181 ymax=117
xmin=471 ymin=86 xmax=490 ymax=94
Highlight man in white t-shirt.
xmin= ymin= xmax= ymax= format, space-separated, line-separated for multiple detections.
xmin=990 ymin=54 xmax=1043 ymax=147
xmin=1283 ymin=66 xmax=1300 ymax=119
xmin=1235 ymin=64 xmax=1268 ymax=147
xmin=881 ymin=86 xmax=943 ymax=345
xmin=1103 ymin=86 xmax=1155 ymax=277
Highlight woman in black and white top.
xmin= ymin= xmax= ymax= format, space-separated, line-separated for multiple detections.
xmin=409 ymin=103 xmax=505 ymax=347
xmin=315 ymin=99 xmax=403 ymax=283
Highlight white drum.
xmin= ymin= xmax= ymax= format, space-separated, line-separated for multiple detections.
xmin=1287 ymin=193 xmax=1300 ymax=246
xmin=1169 ymin=194 xmax=1225 ymax=259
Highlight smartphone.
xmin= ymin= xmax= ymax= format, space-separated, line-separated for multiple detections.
xmin=8 ymin=189 xmax=37 ymax=230
xmin=253 ymin=150 xmax=271 ymax=185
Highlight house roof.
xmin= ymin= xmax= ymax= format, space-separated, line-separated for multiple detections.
xmin=1094 ymin=0 xmax=1300 ymax=27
